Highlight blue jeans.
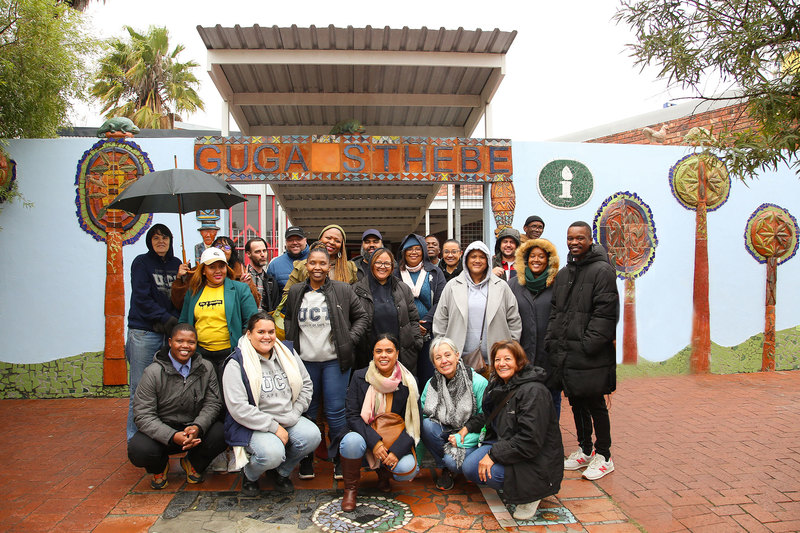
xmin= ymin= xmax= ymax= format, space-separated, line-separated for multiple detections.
xmin=126 ymin=328 xmax=165 ymax=440
xmin=303 ymin=359 xmax=351 ymax=457
xmin=462 ymin=443 xmax=505 ymax=491
xmin=339 ymin=432 xmax=418 ymax=481
xmin=243 ymin=416 xmax=321 ymax=481
xmin=420 ymin=418 xmax=478 ymax=473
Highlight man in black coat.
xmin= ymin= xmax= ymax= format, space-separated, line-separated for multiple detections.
xmin=545 ymin=221 xmax=619 ymax=481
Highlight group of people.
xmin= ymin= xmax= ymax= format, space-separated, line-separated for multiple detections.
xmin=124 ymin=215 xmax=619 ymax=520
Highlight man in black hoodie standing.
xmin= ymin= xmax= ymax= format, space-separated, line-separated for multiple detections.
xmin=125 ymin=224 xmax=184 ymax=441
xmin=546 ymin=221 xmax=619 ymax=481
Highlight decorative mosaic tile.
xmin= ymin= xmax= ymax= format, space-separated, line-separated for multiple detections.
xmin=312 ymin=496 xmax=412 ymax=533
xmin=0 ymin=351 xmax=128 ymax=399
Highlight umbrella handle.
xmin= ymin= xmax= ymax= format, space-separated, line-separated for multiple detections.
xmin=177 ymin=195 xmax=187 ymax=264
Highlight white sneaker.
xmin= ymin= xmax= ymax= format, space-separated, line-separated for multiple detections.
xmin=513 ymin=499 xmax=541 ymax=520
xmin=564 ymin=449 xmax=594 ymax=470
xmin=582 ymin=454 xmax=614 ymax=480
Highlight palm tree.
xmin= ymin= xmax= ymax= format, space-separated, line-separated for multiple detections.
xmin=91 ymin=26 xmax=203 ymax=129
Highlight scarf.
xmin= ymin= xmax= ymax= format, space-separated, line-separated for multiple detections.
xmin=422 ymin=359 xmax=475 ymax=468
xmin=232 ymin=334 xmax=304 ymax=470
xmin=360 ymin=360 xmax=421 ymax=468
xmin=401 ymin=266 xmax=426 ymax=297
xmin=524 ymin=266 xmax=548 ymax=295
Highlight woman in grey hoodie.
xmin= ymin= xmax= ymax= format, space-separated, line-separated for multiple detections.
xmin=433 ymin=241 xmax=522 ymax=366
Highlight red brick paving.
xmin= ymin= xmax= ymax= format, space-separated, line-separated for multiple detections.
xmin=0 ymin=370 xmax=798 ymax=531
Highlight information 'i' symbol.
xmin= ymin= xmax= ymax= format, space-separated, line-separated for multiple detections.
xmin=559 ymin=166 xmax=573 ymax=199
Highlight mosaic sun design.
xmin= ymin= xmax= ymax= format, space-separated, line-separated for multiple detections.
xmin=594 ymin=191 xmax=657 ymax=279
xmin=744 ymin=203 xmax=798 ymax=265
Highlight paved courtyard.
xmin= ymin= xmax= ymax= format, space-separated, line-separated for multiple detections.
xmin=1 ymin=370 xmax=798 ymax=532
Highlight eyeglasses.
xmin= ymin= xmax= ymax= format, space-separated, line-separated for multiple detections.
xmin=217 ymin=245 xmax=231 ymax=251
xmin=373 ymin=261 xmax=392 ymax=268
xmin=443 ymin=250 xmax=460 ymax=256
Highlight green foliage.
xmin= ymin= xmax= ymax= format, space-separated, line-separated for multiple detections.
xmin=615 ymin=0 xmax=800 ymax=179
xmin=0 ymin=0 xmax=96 ymax=138
xmin=90 ymin=26 xmax=204 ymax=129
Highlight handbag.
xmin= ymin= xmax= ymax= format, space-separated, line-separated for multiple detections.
xmin=370 ymin=397 xmax=417 ymax=476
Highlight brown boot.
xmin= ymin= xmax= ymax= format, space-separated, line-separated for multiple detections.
xmin=376 ymin=466 xmax=392 ymax=493
xmin=340 ymin=457 xmax=362 ymax=512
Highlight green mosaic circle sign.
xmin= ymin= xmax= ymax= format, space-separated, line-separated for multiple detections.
xmin=538 ymin=159 xmax=594 ymax=209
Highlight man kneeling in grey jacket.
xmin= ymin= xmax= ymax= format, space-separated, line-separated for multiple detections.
xmin=128 ymin=323 xmax=227 ymax=489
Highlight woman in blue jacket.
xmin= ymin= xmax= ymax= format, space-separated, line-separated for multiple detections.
xmin=179 ymin=247 xmax=258 ymax=381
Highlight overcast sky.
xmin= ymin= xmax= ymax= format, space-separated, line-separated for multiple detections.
xmin=75 ymin=0 xmax=693 ymax=141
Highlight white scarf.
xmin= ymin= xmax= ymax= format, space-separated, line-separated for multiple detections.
xmin=401 ymin=267 xmax=427 ymax=298
xmin=232 ymin=334 xmax=303 ymax=470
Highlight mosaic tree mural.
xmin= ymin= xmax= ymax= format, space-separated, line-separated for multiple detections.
xmin=594 ymin=192 xmax=657 ymax=365
xmin=76 ymin=135 xmax=153 ymax=385
xmin=744 ymin=204 xmax=799 ymax=371
xmin=669 ymin=154 xmax=731 ymax=373
xmin=490 ymin=178 xmax=516 ymax=236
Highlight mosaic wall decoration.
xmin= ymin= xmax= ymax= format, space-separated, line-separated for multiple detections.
xmin=668 ymin=153 xmax=730 ymax=374
xmin=537 ymin=159 xmax=594 ymax=209
xmin=0 ymin=351 xmax=127 ymax=399
xmin=669 ymin=153 xmax=730 ymax=212
xmin=594 ymin=192 xmax=658 ymax=365
xmin=594 ymin=192 xmax=658 ymax=279
xmin=312 ymin=496 xmax=412 ymax=533
xmin=76 ymin=137 xmax=154 ymax=385
xmin=75 ymin=138 xmax=154 ymax=244
xmin=490 ymin=178 xmax=516 ymax=235
xmin=0 ymin=152 xmax=16 ymax=200
xmin=194 ymin=135 xmax=512 ymax=183
xmin=744 ymin=203 xmax=799 ymax=371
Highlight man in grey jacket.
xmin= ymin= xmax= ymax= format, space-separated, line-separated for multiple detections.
xmin=128 ymin=323 xmax=226 ymax=489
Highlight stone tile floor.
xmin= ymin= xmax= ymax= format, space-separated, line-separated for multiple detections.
xmin=1 ymin=371 xmax=798 ymax=532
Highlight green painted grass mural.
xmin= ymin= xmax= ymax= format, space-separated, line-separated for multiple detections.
xmin=618 ymin=325 xmax=800 ymax=380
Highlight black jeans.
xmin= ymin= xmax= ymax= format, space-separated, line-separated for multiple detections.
xmin=568 ymin=394 xmax=611 ymax=460
xmin=127 ymin=421 xmax=227 ymax=474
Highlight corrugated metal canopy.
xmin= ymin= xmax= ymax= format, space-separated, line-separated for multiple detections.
xmin=196 ymin=25 xmax=515 ymax=243
xmin=197 ymin=25 xmax=517 ymax=137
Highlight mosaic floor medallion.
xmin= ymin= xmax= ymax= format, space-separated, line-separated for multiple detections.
xmin=510 ymin=504 xmax=577 ymax=526
xmin=311 ymin=496 xmax=412 ymax=532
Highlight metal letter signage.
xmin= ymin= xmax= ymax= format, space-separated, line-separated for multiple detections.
xmin=194 ymin=135 xmax=512 ymax=183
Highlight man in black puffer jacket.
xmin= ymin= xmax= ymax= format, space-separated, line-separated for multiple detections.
xmin=545 ymin=221 xmax=619 ymax=481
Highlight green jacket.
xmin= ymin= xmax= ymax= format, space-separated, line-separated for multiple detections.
xmin=420 ymin=368 xmax=488 ymax=448
xmin=179 ymin=277 xmax=259 ymax=349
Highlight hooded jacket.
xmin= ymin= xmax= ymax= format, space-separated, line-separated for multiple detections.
xmin=283 ymin=278 xmax=369 ymax=372
xmin=127 ymin=224 xmax=182 ymax=331
xmin=353 ymin=273 xmax=423 ymax=372
xmin=132 ymin=345 xmax=222 ymax=445
xmin=465 ymin=365 xmax=563 ymax=504
xmin=508 ymin=239 xmax=560 ymax=379
xmin=545 ymin=243 xmax=619 ymax=397
xmin=433 ymin=241 xmax=521 ymax=359
xmin=393 ymin=233 xmax=447 ymax=330
xmin=491 ymin=227 xmax=521 ymax=278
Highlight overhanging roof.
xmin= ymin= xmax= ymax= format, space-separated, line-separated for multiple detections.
xmin=197 ymin=25 xmax=517 ymax=137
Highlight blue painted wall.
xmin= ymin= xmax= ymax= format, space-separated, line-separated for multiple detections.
xmin=0 ymin=138 xmax=797 ymax=364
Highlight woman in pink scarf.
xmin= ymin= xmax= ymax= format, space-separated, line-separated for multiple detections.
xmin=338 ymin=334 xmax=421 ymax=512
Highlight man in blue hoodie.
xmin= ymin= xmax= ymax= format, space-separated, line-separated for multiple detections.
xmin=126 ymin=223 xmax=184 ymax=440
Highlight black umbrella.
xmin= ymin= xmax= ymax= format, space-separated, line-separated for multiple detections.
xmin=107 ymin=168 xmax=247 ymax=263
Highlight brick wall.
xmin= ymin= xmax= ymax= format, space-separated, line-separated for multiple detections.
xmin=587 ymin=102 xmax=759 ymax=145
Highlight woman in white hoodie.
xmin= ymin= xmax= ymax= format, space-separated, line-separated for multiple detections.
xmin=433 ymin=241 xmax=522 ymax=367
